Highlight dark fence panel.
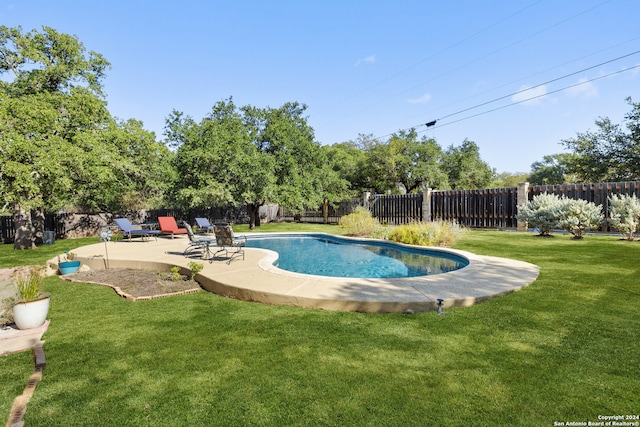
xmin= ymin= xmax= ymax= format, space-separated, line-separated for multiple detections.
xmin=431 ymin=187 xmax=517 ymax=229
xmin=529 ymin=181 xmax=640 ymax=232
xmin=283 ymin=199 xmax=362 ymax=223
xmin=530 ymin=181 xmax=640 ymax=202
xmin=369 ymin=193 xmax=423 ymax=225
xmin=4 ymin=180 xmax=640 ymax=243
xmin=1 ymin=216 xmax=15 ymax=243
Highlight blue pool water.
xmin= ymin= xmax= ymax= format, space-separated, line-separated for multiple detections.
xmin=246 ymin=234 xmax=468 ymax=278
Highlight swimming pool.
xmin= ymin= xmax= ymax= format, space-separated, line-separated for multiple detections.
xmin=246 ymin=234 xmax=469 ymax=278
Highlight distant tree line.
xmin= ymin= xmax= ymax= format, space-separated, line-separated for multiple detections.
xmin=1 ymin=26 xmax=638 ymax=248
xmin=526 ymin=97 xmax=640 ymax=185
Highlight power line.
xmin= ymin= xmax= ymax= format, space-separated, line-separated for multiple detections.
xmin=334 ymin=0 xmax=617 ymax=127
xmin=330 ymin=1 xmax=543 ymax=108
xmin=436 ymin=49 xmax=640 ymax=122
xmin=368 ymin=59 xmax=640 ymax=143
xmin=420 ymin=64 xmax=640 ymax=132
xmin=396 ymin=35 xmax=640 ymax=126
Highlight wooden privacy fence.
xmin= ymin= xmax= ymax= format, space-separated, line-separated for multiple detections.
xmin=281 ymin=198 xmax=361 ymax=223
xmin=4 ymin=181 xmax=640 ymax=242
xmin=529 ymin=181 xmax=640 ymax=204
xmin=368 ymin=193 xmax=424 ymax=225
xmin=529 ymin=181 xmax=640 ymax=231
xmin=295 ymin=180 xmax=640 ymax=230
xmin=431 ymin=187 xmax=518 ymax=229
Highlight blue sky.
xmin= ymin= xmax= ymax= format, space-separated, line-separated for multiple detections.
xmin=2 ymin=0 xmax=639 ymax=173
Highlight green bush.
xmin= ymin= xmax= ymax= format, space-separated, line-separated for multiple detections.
xmin=338 ymin=207 xmax=383 ymax=237
xmin=557 ymin=198 xmax=604 ymax=239
xmin=518 ymin=193 xmax=604 ymax=238
xmin=188 ymin=261 xmax=204 ymax=280
xmin=387 ymin=220 xmax=465 ymax=247
xmin=609 ymin=193 xmax=640 ymax=240
xmin=517 ymin=193 xmax=565 ymax=236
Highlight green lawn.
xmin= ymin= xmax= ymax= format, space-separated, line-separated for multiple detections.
xmin=1 ymin=227 xmax=638 ymax=426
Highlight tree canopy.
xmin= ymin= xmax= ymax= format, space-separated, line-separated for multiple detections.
xmin=0 ymin=26 xmax=170 ymax=248
xmin=166 ymin=98 xmax=347 ymax=228
xmin=561 ymin=97 xmax=640 ymax=182
xmin=324 ymin=132 xmax=495 ymax=194
xmin=441 ymin=139 xmax=494 ymax=190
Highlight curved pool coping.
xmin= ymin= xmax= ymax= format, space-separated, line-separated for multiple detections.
xmin=68 ymin=232 xmax=540 ymax=313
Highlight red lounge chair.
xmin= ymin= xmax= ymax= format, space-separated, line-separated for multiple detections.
xmin=158 ymin=216 xmax=188 ymax=239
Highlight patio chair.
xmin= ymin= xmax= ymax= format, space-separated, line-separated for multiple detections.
xmin=194 ymin=217 xmax=214 ymax=233
xmin=180 ymin=221 xmax=216 ymax=259
xmin=212 ymin=222 xmax=247 ymax=264
xmin=113 ymin=218 xmax=161 ymax=242
xmin=158 ymin=216 xmax=188 ymax=239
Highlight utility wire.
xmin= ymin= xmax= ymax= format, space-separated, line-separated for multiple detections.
xmin=336 ymin=0 xmax=615 ymax=123
xmin=368 ymin=60 xmax=640 ymax=142
xmin=420 ymin=64 xmax=640 ymax=132
xmin=331 ymin=0 xmax=543 ymax=108
xmin=436 ymin=49 xmax=640 ymax=122
xmin=396 ymin=35 xmax=640 ymax=126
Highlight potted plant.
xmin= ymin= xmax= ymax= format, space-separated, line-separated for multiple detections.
xmin=58 ymin=251 xmax=81 ymax=275
xmin=11 ymin=267 xmax=50 ymax=330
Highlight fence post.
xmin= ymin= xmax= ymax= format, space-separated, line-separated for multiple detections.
xmin=516 ymin=182 xmax=529 ymax=231
xmin=422 ymin=187 xmax=432 ymax=222
xmin=363 ymin=192 xmax=371 ymax=211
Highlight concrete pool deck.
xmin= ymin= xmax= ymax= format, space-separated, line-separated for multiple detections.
xmin=69 ymin=234 xmax=540 ymax=313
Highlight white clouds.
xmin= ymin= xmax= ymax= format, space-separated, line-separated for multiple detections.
xmin=354 ymin=55 xmax=376 ymax=66
xmin=408 ymin=92 xmax=432 ymax=104
xmin=512 ymin=85 xmax=548 ymax=106
xmin=566 ymin=77 xmax=598 ymax=99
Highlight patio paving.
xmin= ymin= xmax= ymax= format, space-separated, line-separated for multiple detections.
xmin=69 ymin=234 xmax=540 ymax=313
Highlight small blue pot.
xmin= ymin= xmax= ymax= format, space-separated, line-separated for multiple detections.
xmin=59 ymin=260 xmax=81 ymax=275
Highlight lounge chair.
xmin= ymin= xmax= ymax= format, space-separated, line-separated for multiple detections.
xmin=194 ymin=217 xmax=214 ymax=233
xmin=181 ymin=221 xmax=216 ymax=259
xmin=212 ymin=222 xmax=247 ymax=264
xmin=114 ymin=218 xmax=161 ymax=242
xmin=158 ymin=216 xmax=188 ymax=239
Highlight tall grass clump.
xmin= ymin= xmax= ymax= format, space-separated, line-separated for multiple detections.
xmin=387 ymin=220 xmax=465 ymax=247
xmin=13 ymin=267 xmax=46 ymax=302
xmin=338 ymin=207 xmax=384 ymax=237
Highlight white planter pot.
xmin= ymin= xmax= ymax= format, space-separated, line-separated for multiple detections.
xmin=12 ymin=296 xmax=50 ymax=330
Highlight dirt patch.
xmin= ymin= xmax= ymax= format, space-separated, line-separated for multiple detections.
xmin=65 ymin=268 xmax=201 ymax=299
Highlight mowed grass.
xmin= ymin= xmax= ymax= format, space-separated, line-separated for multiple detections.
xmin=1 ymin=227 xmax=639 ymax=426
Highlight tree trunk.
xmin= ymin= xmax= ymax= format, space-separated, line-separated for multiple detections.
xmin=247 ymin=204 xmax=259 ymax=230
xmin=13 ymin=206 xmax=36 ymax=250
xmin=32 ymin=209 xmax=46 ymax=245
xmin=322 ymin=199 xmax=329 ymax=224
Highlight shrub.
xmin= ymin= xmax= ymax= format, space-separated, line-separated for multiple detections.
xmin=517 ymin=193 xmax=565 ymax=236
xmin=387 ymin=220 xmax=465 ymax=247
xmin=170 ymin=266 xmax=181 ymax=281
xmin=608 ymin=193 xmax=640 ymax=240
xmin=188 ymin=262 xmax=204 ymax=280
xmin=338 ymin=207 xmax=383 ymax=237
xmin=557 ymin=198 xmax=604 ymax=239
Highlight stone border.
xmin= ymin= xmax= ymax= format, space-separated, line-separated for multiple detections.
xmin=5 ymin=341 xmax=46 ymax=427
xmin=60 ymin=276 xmax=201 ymax=301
